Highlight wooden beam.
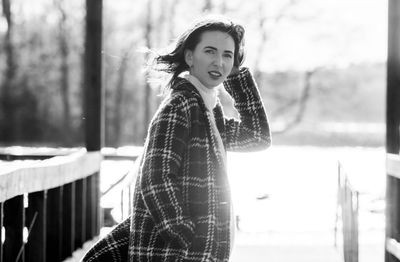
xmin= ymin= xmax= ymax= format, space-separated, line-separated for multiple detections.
xmin=46 ymin=187 xmax=63 ymax=262
xmin=0 ymin=202 xmax=3 ymax=262
xmin=0 ymin=150 xmax=101 ymax=203
xmin=25 ymin=191 xmax=46 ymax=262
xmin=85 ymin=175 xmax=95 ymax=241
xmin=62 ymin=182 xmax=75 ymax=260
xmin=95 ymin=172 xmax=101 ymax=235
xmin=386 ymin=0 xmax=400 ymax=154
xmin=388 ymin=154 xmax=400 ymax=178
xmin=386 ymin=0 xmax=400 ymax=261
xmin=387 ymin=238 xmax=400 ymax=261
xmin=3 ymin=195 xmax=24 ymax=262
xmin=84 ymin=0 xmax=103 ymax=152
xmin=74 ymin=178 xmax=86 ymax=248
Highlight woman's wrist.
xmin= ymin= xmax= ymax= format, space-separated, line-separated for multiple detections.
xmin=223 ymin=67 xmax=251 ymax=95
xmin=229 ymin=66 xmax=240 ymax=77
xmin=226 ymin=67 xmax=249 ymax=80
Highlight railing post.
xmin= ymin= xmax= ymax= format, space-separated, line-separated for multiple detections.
xmin=352 ymin=191 xmax=359 ymax=262
xmin=3 ymin=195 xmax=24 ymax=262
xmin=0 ymin=149 xmax=103 ymax=261
xmin=84 ymin=0 xmax=103 ymax=152
xmin=25 ymin=191 xmax=46 ymax=262
xmin=62 ymin=182 xmax=75 ymax=260
xmin=0 ymin=202 xmax=3 ymax=262
xmin=47 ymin=186 xmax=63 ymax=262
xmin=75 ymin=178 xmax=86 ymax=248
xmin=94 ymin=172 xmax=101 ymax=235
xmin=85 ymin=176 xmax=90 ymax=241
xmin=84 ymin=0 xmax=103 ymax=243
xmin=85 ymin=175 xmax=95 ymax=241
xmin=343 ymin=185 xmax=350 ymax=262
xmin=386 ymin=0 xmax=400 ymax=261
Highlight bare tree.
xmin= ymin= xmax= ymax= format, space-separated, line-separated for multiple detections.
xmin=251 ymin=0 xmax=325 ymax=134
xmin=253 ymin=2 xmax=268 ymax=83
xmin=156 ymin=0 xmax=168 ymax=45
xmin=273 ymin=68 xmax=321 ymax=134
xmin=1 ymin=0 xmax=16 ymax=142
xmin=112 ymin=48 xmax=130 ymax=146
xmin=144 ymin=0 xmax=153 ymax=131
xmin=253 ymin=0 xmax=298 ymax=82
xmin=54 ymin=0 xmax=72 ymax=144
xmin=202 ymin=0 xmax=213 ymax=13
xmin=167 ymin=0 xmax=180 ymax=39
xmin=220 ymin=0 xmax=227 ymax=14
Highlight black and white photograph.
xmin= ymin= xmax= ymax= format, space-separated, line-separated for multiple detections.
xmin=0 ymin=0 xmax=397 ymax=261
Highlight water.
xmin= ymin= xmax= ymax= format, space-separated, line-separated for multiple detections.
xmin=227 ymin=146 xmax=386 ymax=261
xmin=101 ymin=146 xmax=385 ymax=232
xmin=227 ymin=146 xmax=385 ymax=233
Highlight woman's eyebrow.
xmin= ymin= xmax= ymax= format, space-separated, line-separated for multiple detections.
xmin=204 ymin=46 xmax=234 ymax=54
xmin=204 ymin=46 xmax=218 ymax=51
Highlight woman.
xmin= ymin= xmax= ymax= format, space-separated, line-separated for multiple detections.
xmin=82 ymin=15 xmax=271 ymax=262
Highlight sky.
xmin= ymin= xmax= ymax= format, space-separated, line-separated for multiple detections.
xmin=108 ymin=0 xmax=389 ymax=71
xmin=243 ymin=0 xmax=388 ymax=71
xmin=0 ymin=0 xmax=388 ymax=72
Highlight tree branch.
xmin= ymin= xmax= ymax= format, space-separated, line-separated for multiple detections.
xmin=273 ymin=67 xmax=322 ymax=134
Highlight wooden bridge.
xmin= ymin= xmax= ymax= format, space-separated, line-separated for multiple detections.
xmin=1 ymin=0 xmax=400 ymax=261
xmin=0 ymin=149 xmax=102 ymax=261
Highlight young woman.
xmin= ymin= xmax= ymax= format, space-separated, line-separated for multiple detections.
xmin=82 ymin=15 xmax=271 ymax=262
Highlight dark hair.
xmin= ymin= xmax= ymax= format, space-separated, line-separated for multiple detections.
xmin=153 ymin=15 xmax=245 ymax=88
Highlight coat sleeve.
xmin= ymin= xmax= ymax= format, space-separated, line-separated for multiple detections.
xmin=222 ymin=67 xmax=271 ymax=152
xmin=139 ymin=94 xmax=195 ymax=249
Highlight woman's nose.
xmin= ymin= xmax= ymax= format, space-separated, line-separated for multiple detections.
xmin=213 ymin=55 xmax=223 ymax=67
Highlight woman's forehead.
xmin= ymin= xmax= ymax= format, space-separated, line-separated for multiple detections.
xmin=197 ymin=31 xmax=235 ymax=51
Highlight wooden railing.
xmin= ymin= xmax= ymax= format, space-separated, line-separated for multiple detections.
xmin=101 ymin=149 xmax=141 ymax=224
xmin=335 ymin=161 xmax=359 ymax=262
xmin=0 ymin=148 xmax=102 ymax=262
xmin=386 ymin=153 xmax=400 ymax=260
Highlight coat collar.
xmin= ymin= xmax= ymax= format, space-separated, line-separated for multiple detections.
xmin=182 ymin=74 xmax=218 ymax=112
xmin=171 ymin=77 xmax=226 ymax=144
xmin=172 ymin=77 xmax=207 ymax=111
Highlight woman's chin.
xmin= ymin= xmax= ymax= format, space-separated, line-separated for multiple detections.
xmin=207 ymin=79 xmax=224 ymax=89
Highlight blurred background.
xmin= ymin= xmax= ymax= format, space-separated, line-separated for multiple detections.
xmin=0 ymin=0 xmax=387 ymax=147
xmin=0 ymin=0 xmax=388 ymax=261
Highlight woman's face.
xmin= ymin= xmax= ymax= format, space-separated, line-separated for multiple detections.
xmin=185 ymin=31 xmax=235 ymax=89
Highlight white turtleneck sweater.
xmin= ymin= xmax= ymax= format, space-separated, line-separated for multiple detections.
xmin=183 ymin=73 xmax=235 ymax=255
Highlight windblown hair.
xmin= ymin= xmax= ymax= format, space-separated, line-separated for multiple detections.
xmin=153 ymin=15 xmax=245 ymax=88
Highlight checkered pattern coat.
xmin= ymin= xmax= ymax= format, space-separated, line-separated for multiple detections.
xmin=82 ymin=68 xmax=271 ymax=262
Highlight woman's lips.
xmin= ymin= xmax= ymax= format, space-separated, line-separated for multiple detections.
xmin=208 ymin=71 xmax=222 ymax=79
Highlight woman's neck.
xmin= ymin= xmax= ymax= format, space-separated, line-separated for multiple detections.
xmin=184 ymin=73 xmax=218 ymax=111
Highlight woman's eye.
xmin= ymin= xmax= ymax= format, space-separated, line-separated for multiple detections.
xmin=224 ymin=54 xmax=233 ymax=59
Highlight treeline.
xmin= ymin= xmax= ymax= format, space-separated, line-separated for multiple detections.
xmin=0 ymin=0 xmax=85 ymax=146
xmin=0 ymin=0 xmax=385 ymax=147
xmin=0 ymin=0 xmax=238 ymax=147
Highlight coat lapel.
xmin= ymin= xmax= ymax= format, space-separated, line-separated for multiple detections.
xmin=173 ymin=77 xmax=226 ymax=164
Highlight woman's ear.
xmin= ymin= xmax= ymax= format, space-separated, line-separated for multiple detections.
xmin=184 ymin=49 xmax=193 ymax=67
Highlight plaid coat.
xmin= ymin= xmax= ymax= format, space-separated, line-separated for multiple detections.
xmin=82 ymin=68 xmax=271 ymax=262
